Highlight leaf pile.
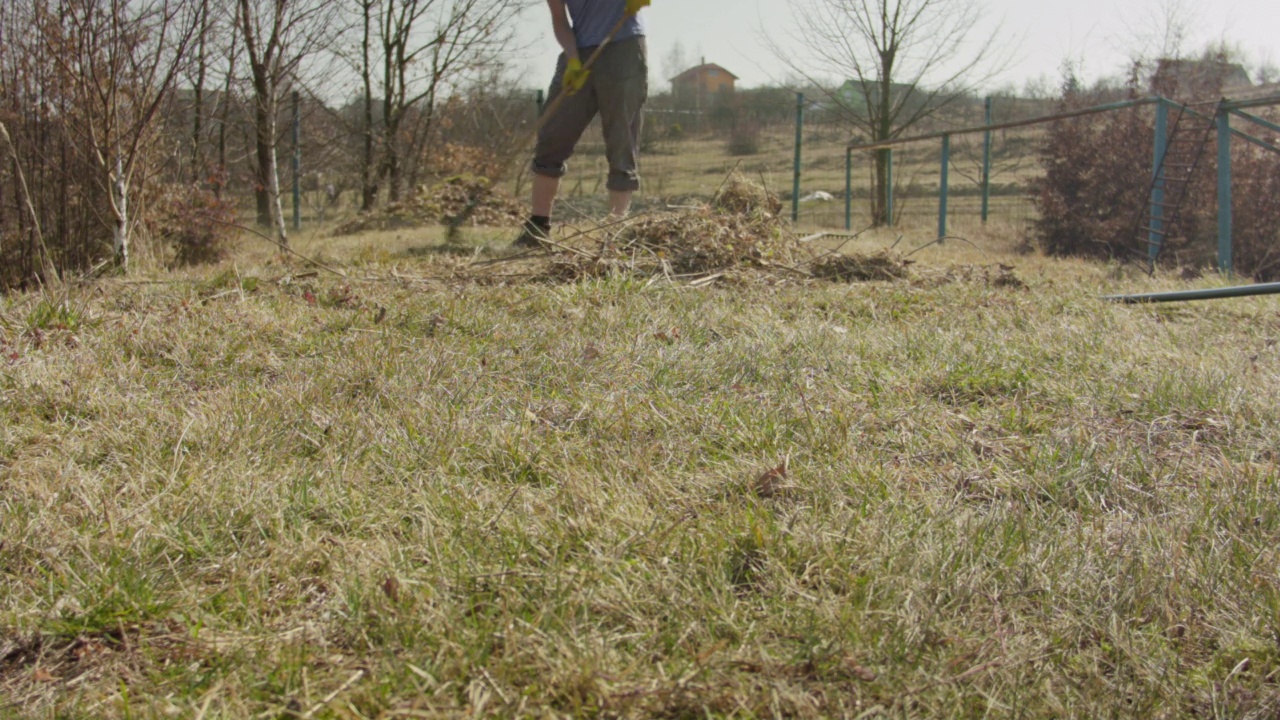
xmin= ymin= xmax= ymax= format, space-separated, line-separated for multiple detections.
xmin=332 ymin=175 xmax=523 ymax=236
xmin=545 ymin=176 xmax=801 ymax=279
xmin=914 ymin=263 xmax=1027 ymax=289
xmin=712 ymin=175 xmax=784 ymax=217
xmin=810 ymin=251 xmax=911 ymax=282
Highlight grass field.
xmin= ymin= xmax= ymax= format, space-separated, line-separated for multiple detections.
xmin=562 ymin=124 xmax=1046 ymax=210
xmin=3 ymin=220 xmax=1280 ymax=718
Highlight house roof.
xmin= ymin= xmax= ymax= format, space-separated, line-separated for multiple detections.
xmin=1153 ymin=58 xmax=1253 ymax=89
xmin=1224 ymin=81 xmax=1280 ymax=102
xmin=671 ymin=63 xmax=739 ymax=83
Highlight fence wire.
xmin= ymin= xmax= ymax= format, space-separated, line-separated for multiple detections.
xmin=525 ymin=94 xmax=1061 ymax=232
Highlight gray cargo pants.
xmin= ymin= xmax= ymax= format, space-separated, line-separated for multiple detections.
xmin=532 ymin=37 xmax=648 ymax=193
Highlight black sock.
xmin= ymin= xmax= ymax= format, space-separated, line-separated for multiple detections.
xmin=529 ymin=214 xmax=551 ymax=230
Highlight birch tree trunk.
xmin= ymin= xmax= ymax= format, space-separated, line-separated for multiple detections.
xmin=111 ymin=154 xmax=130 ymax=269
xmin=238 ymin=0 xmax=336 ymax=247
xmin=265 ymin=109 xmax=289 ymax=247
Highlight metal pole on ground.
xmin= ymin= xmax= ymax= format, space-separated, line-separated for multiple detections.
xmin=1150 ymin=100 xmax=1169 ymax=262
xmin=844 ymin=147 xmax=852 ymax=231
xmin=1217 ymin=106 xmax=1233 ymax=276
xmin=292 ymin=90 xmax=301 ymax=231
xmin=885 ymin=149 xmax=894 ymax=227
xmin=1105 ymin=282 xmax=1280 ymax=304
xmin=981 ymin=97 xmax=992 ymax=223
xmin=938 ymin=134 xmax=950 ymax=241
xmin=792 ymin=92 xmax=804 ymax=224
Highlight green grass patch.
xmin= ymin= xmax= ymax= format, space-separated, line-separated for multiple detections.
xmin=23 ymin=298 xmax=84 ymax=333
xmin=2 ymin=245 xmax=1280 ymax=718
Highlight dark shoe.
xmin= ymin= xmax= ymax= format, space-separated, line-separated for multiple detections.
xmin=511 ymin=219 xmax=551 ymax=249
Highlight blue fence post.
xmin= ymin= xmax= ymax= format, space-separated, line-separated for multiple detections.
xmin=885 ymin=149 xmax=894 ymax=227
xmin=1150 ymin=100 xmax=1169 ymax=262
xmin=292 ymin=90 xmax=301 ymax=231
xmin=938 ymin=134 xmax=950 ymax=240
xmin=981 ymin=97 xmax=992 ymax=223
xmin=844 ymin=147 xmax=852 ymax=231
xmin=792 ymin=92 xmax=804 ymax=223
xmin=1217 ymin=107 xmax=1233 ymax=275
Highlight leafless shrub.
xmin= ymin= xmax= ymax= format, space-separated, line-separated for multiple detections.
xmin=1032 ymin=60 xmax=1280 ymax=277
xmin=1031 ymin=78 xmax=1154 ymax=260
xmin=0 ymin=0 xmax=197 ymax=288
xmin=727 ymin=122 xmax=762 ymax=157
xmin=148 ymin=183 xmax=238 ymax=266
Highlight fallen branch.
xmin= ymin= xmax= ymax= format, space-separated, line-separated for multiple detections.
xmin=198 ymin=214 xmax=349 ymax=278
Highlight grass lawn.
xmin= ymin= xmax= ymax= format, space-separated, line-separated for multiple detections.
xmin=2 ymin=221 xmax=1279 ymax=718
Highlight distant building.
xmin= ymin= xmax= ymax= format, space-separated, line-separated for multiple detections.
xmin=837 ymin=79 xmax=918 ymax=113
xmin=835 ymin=79 xmax=953 ymax=123
xmin=1152 ymin=58 xmax=1252 ymax=99
xmin=672 ymin=60 xmax=738 ymax=108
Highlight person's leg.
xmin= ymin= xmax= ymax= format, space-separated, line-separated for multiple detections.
xmin=608 ymin=189 xmax=632 ymax=217
xmin=595 ymin=38 xmax=648 ymax=218
xmin=533 ymin=174 xmax=560 ymax=218
xmin=520 ymin=53 xmax=599 ymax=244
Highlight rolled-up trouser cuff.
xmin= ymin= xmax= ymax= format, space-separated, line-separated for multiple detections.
xmin=531 ymin=160 xmax=568 ymax=179
xmin=607 ymin=171 xmax=640 ymax=192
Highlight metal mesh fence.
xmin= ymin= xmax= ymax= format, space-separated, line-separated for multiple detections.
xmin=796 ymin=95 xmax=1056 ymax=232
xmin=519 ymin=93 xmax=1060 ymax=232
xmin=230 ymin=89 xmax=1073 ymax=236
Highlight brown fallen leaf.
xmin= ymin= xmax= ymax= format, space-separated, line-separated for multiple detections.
xmin=381 ymin=576 xmax=400 ymax=602
xmin=750 ymin=462 xmax=789 ymax=499
xmin=654 ymin=327 xmax=681 ymax=343
xmin=32 ymin=667 xmax=56 ymax=683
xmin=843 ymin=656 xmax=878 ymax=682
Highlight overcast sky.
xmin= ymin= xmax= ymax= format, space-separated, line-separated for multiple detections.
xmin=514 ymin=0 xmax=1280 ymax=92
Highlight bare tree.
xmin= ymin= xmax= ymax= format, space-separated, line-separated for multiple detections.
xmin=1117 ymin=0 xmax=1203 ymax=66
xmin=347 ymin=0 xmax=525 ymax=210
xmin=236 ymin=0 xmax=337 ymax=246
xmin=215 ymin=7 xmax=240 ymax=200
xmin=358 ymin=0 xmax=378 ymax=211
xmin=2 ymin=0 xmax=105 ymax=285
xmin=662 ymin=39 xmax=689 ymax=92
xmin=52 ymin=0 xmax=198 ymax=269
xmin=189 ymin=0 xmax=213 ymax=183
xmin=776 ymin=0 xmax=1008 ymax=225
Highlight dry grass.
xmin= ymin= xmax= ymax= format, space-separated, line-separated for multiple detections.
xmin=2 ymin=217 xmax=1280 ymax=719
xmin=330 ymin=176 xmax=525 ymax=237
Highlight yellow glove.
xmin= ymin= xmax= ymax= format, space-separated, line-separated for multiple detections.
xmin=562 ymin=57 xmax=590 ymax=95
xmin=625 ymin=0 xmax=650 ymax=15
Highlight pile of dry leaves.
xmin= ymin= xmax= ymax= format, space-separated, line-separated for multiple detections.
xmin=448 ymin=174 xmax=1020 ymax=291
xmin=332 ymin=175 xmax=523 ymax=236
xmin=545 ymin=176 xmax=806 ymax=281
xmin=810 ymin=252 xmax=912 ymax=282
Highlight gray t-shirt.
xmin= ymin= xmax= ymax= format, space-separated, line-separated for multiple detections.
xmin=563 ymin=0 xmax=644 ymax=48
